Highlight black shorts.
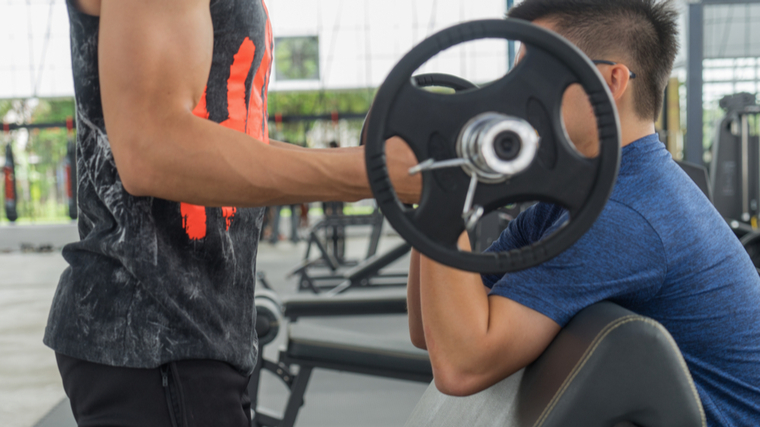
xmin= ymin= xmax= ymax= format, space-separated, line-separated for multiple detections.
xmin=56 ymin=353 xmax=251 ymax=427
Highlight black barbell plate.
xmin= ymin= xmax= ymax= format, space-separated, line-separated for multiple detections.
xmin=363 ymin=19 xmax=621 ymax=274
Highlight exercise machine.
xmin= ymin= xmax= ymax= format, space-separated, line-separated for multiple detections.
xmin=711 ymin=92 xmax=760 ymax=225
xmin=405 ymin=302 xmax=704 ymax=427
xmin=249 ymin=294 xmax=703 ymax=427
xmin=34 ymin=288 xmax=704 ymax=427
xmin=289 ymin=208 xmax=392 ymax=293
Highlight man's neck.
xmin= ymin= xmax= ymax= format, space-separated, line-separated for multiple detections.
xmin=621 ymin=121 xmax=656 ymax=148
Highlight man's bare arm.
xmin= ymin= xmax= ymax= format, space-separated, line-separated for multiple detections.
xmin=98 ymin=0 xmax=418 ymax=207
xmin=418 ymin=234 xmax=561 ymax=397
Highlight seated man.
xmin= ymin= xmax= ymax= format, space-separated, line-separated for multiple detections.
xmin=407 ymin=1 xmax=760 ymax=426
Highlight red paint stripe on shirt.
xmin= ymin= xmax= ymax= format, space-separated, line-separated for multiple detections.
xmin=222 ymin=206 xmax=237 ymax=231
xmin=221 ymin=37 xmax=256 ymax=133
xmin=183 ymin=38 xmax=257 ymax=240
xmin=247 ymin=2 xmax=273 ymax=144
xmin=181 ymin=203 xmax=207 ymax=240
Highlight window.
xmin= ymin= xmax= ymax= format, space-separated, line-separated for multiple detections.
xmin=275 ymin=36 xmax=320 ymax=81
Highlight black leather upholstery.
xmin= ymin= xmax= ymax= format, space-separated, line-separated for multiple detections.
xmin=405 ymin=302 xmax=706 ymax=427
xmin=282 ymin=289 xmax=408 ymax=320
xmin=516 ymin=302 xmax=705 ymax=427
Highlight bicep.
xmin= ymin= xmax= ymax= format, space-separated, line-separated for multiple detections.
xmin=98 ymin=0 xmax=212 ymax=157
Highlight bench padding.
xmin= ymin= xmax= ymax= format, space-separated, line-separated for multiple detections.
xmin=282 ymin=289 xmax=408 ymax=319
xmin=405 ymin=302 xmax=706 ymax=427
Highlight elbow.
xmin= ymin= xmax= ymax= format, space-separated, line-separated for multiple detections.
xmin=431 ymin=357 xmax=494 ymax=397
xmin=110 ymin=135 xmax=158 ymax=197
xmin=432 ymin=370 xmax=480 ymax=397
xmin=120 ymin=169 xmax=149 ymax=197
xmin=118 ymin=157 xmax=154 ymax=197
xmin=433 ymin=369 xmax=488 ymax=397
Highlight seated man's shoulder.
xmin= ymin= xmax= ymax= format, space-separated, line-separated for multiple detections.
xmin=571 ymin=199 xmax=663 ymax=254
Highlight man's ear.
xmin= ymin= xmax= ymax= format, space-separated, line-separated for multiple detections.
xmin=604 ymin=64 xmax=631 ymax=101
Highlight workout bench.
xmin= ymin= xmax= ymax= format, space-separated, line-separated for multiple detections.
xmin=251 ymin=291 xmax=705 ymax=427
xmin=249 ymin=289 xmax=429 ymax=427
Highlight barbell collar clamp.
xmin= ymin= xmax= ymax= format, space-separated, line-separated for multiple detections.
xmin=457 ymin=112 xmax=540 ymax=183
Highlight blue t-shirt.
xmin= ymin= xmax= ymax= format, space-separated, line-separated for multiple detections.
xmin=483 ymin=134 xmax=760 ymax=427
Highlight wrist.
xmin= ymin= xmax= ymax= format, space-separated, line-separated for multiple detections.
xmin=349 ymin=146 xmax=372 ymax=201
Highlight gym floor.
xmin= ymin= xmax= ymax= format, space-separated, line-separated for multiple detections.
xmin=0 ymin=224 xmax=428 ymax=427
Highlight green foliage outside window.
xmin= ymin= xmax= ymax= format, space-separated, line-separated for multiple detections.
xmin=275 ymin=37 xmax=320 ymax=81
xmin=1 ymin=99 xmax=75 ymax=223
xmin=267 ymin=89 xmax=375 ymax=146
xmin=0 ymin=89 xmax=379 ymax=223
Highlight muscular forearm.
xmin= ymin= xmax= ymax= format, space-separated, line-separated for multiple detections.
xmin=408 ymin=249 xmax=426 ymax=349
xmin=418 ymin=233 xmax=561 ymax=396
xmin=419 ymin=250 xmax=496 ymax=391
xmin=118 ymin=114 xmax=372 ymax=207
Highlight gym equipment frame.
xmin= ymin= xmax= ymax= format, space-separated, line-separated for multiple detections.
xmin=249 ymin=291 xmax=704 ymax=427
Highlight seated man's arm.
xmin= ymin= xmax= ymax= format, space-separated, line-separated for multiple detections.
xmin=417 ymin=234 xmax=561 ymax=396
xmin=98 ymin=0 xmax=418 ymax=207
xmin=419 ymin=202 xmax=668 ymax=398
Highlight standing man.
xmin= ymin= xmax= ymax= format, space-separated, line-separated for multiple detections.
xmin=44 ymin=0 xmax=418 ymax=426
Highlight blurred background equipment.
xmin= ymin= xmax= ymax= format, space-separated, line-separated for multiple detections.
xmin=64 ymin=118 xmax=76 ymax=220
xmin=711 ymin=93 xmax=760 ymax=224
xmin=4 ymin=138 xmax=18 ymax=222
xmin=1 ymin=99 xmax=77 ymax=224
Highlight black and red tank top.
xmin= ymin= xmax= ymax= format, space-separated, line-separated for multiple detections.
xmin=44 ymin=0 xmax=273 ymax=374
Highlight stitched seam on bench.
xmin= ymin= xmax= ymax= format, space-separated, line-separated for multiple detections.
xmin=643 ymin=318 xmax=707 ymax=427
xmin=533 ymin=315 xmax=640 ymax=427
xmin=533 ymin=316 xmax=706 ymax=427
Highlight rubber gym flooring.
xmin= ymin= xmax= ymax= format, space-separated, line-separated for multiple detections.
xmin=0 ymin=227 xmax=428 ymax=427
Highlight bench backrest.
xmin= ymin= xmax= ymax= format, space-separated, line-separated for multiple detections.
xmin=405 ymin=302 xmax=705 ymax=427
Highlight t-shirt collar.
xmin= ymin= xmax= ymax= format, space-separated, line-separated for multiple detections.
xmin=619 ymin=133 xmax=664 ymax=175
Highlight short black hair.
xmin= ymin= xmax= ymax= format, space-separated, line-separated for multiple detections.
xmin=508 ymin=0 xmax=679 ymax=121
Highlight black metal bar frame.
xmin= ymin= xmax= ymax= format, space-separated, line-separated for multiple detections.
xmin=2 ymin=121 xmax=75 ymax=131
xmin=292 ymin=211 xmax=399 ymax=294
xmin=298 ymin=242 xmax=412 ymax=295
